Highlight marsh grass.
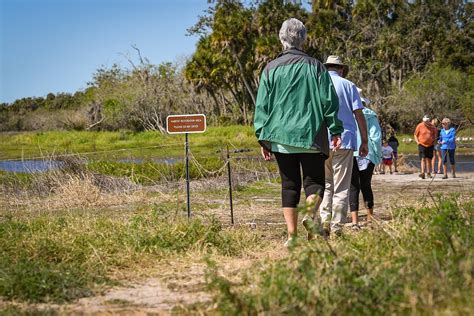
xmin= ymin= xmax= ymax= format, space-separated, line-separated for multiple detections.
xmin=206 ymin=196 xmax=473 ymax=315
xmin=86 ymin=156 xmax=226 ymax=184
xmin=0 ymin=126 xmax=257 ymax=160
xmin=0 ymin=157 xmax=142 ymax=211
xmin=0 ymin=207 xmax=263 ymax=303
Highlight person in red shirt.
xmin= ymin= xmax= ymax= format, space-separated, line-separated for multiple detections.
xmin=414 ymin=115 xmax=437 ymax=179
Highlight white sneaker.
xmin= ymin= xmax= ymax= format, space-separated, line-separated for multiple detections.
xmin=284 ymin=236 xmax=297 ymax=248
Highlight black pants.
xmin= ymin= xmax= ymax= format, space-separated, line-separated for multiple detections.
xmin=349 ymin=157 xmax=375 ymax=211
xmin=274 ymin=152 xmax=326 ymax=208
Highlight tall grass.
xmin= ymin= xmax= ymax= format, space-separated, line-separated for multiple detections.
xmin=0 ymin=126 xmax=258 ymax=160
xmin=206 ymin=196 xmax=473 ymax=315
xmin=0 ymin=209 xmax=262 ymax=303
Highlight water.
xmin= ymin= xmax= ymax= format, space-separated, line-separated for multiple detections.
xmin=1 ymin=155 xmax=473 ymax=173
xmin=403 ymin=154 xmax=474 ymax=172
xmin=0 ymin=160 xmax=65 ymax=173
xmin=0 ymin=157 xmax=180 ymax=173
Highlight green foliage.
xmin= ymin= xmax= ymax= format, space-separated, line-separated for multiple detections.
xmin=0 ymin=211 xmax=261 ymax=303
xmin=207 ymin=196 xmax=473 ymax=314
xmin=385 ymin=65 xmax=471 ymax=130
xmin=87 ymin=157 xmax=225 ymax=184
xmin=1 ymin=0 xmax=472 ymax=132
xmin=0 ymin=126 xmax=258 ymax=160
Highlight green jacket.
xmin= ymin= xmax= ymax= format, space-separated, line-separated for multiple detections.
xmin=254 ymin=49 xmax=343 ymax=157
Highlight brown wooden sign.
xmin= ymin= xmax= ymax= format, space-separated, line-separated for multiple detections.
xmin=166 ymin=114 xmax=206 ymax=134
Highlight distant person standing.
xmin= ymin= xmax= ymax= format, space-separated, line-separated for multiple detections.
xmin=439 ymin=117 xmax=456 ymax=179
xmin=414 ymin=115 xmax=437 ymax=179
xmin=431 ymin=118 xmax=443 ymax=174
xmin=387 ymin=133 xmax=399 ymax=172
xmin=319 ymin=55 xmax=368 ymax=237
xmin=254 ymin=18 xmax=343 ymax=247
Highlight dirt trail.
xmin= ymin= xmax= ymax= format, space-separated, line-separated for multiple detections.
xmin=8 ymin=172 xmax=474 ymax=315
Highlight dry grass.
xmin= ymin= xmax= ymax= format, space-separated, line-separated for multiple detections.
xmin=1 ymin=157 xmax=144 ymax=211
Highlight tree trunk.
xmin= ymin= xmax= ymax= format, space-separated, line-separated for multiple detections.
xmin=229 ymin=46 xmax=256 ymax=106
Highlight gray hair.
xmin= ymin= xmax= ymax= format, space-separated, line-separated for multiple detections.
xmin=279 ymin=18 xmax=306 ymax=50
xmin=441 ymin=117 xmax=451 ymax=126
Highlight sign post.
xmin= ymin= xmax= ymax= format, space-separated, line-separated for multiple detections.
xmin=166 ymin=114 xmax=206 ymax=218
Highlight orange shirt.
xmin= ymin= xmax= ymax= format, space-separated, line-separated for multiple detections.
xmin=414 ymin=122 xmax=436 ymax=147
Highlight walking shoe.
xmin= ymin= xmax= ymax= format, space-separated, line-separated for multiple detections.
xmin=302 ymin=215 xmax=316 ymax=241
xmin=284 ymin=236 xmax=298 ymax=248
xmin=419 ymin=173 xmax=425 ymax=179
xmin=332 ymin=229 xmax=343 ymax=239
xmin=427 ymin=173 xmax=432 ymax=178
xmin=351 ymin=223 xmax=361 ymax=231
xmin=321 ymin=222 xmax=331 ymax=240
xmin=442 ymin=175 xmax=448 ymax=179
xmin=452 ymin=173 xmax=456 ymax=178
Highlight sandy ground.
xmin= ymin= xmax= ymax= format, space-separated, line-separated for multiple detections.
xmin=3 ymin=171 xmax=473 ymax=315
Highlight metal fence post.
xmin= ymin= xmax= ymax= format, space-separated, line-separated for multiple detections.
xmin=227 ymin=145 xmax=234 ymax=225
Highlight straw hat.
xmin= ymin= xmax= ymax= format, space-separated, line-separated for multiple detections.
xmin=324 ymin=55 xmax=349 ymax=76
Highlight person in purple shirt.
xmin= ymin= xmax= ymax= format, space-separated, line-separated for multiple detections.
xmin=318 ymin=56 xmax=368 ymax=237
xmin=439 ymin=117 xmax=457 ymax=179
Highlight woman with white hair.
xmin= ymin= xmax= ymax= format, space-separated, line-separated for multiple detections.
xmin=439 ymin=117 xmax=456 ymax=179
xmin=254 ymin=18 xmax=343 ymax=246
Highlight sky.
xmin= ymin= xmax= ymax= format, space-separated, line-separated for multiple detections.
xmin=0 ymin=0 xmax=210 ymax=103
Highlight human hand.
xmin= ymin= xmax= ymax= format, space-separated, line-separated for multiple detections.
xmin=332 ymin=135 xmax=342 ymax=151
xmin=261 ymin=147 xmax=272 ymax=161
xmin=359 ymin=142 xmax=369 ymax=157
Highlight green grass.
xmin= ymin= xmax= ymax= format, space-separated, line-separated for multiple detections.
xmin=1 ymin=126 xmax=473 ymax=161
xmin=0 ymin=126 xmax=259 ymax=160
xmin=86 ymin=157 xmax=226 ymax=184
xmin=0 ymin=208 xmax=263 ymax=303
xmin=206 ymin=195 xmax=474 ymax=315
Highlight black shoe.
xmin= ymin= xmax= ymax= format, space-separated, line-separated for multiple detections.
xmin=442 ymin=175 xmax=448 ymax=179
xmin=351 ymin=223 xmax=361 ymax=231
xmin=321 ymin=222 xmax=331 ymax=240
xmin=419 ymin=173 xmax=425 ymax=179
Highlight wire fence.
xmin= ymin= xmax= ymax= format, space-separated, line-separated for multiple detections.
xmin=2 ymin=138 xmax=474 ymax=227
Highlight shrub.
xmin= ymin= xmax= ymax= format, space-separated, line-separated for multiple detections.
xmin=207 ymin=196 xmax=473 ymax=315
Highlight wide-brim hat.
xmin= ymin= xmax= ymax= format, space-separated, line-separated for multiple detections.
xmin=324 ymin=55 xmax=349 ymax=76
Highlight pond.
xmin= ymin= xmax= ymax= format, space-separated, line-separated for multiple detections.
xmin=1 ymin=155 xmax=473 ymax=173
xmin=403 ymin=154 xmax=474 ymax=172
xmin=0 ymin=157 xmax=181 ymax=173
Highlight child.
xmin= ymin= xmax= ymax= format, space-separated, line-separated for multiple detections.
xmin=382 ymin=139 xmax=394 ymax=174
xmin=387 ymin=133 xmax=399 ymax=172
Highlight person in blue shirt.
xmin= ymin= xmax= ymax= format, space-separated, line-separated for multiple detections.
xmin=319 ymin=56 xmax=368 ymax=237
xmin=439 ymin=117 xmax=456 ymax=179
xmin=349 ymin=93 xmax=382 ymax=229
